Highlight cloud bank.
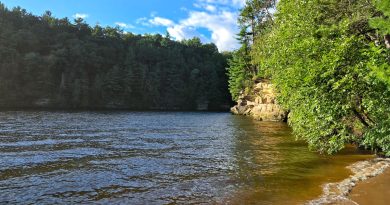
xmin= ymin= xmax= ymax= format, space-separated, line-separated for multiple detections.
xmin=136 ymin=0 xmax=244 ymax=51
xmin=167 ymin=10 xmax=238 ymax=51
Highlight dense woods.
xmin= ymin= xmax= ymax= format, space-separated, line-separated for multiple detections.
xmin=0 ymin=3 xmax=231 ymax=110
xmin=228 ymin=0 xmax=390 ymax=156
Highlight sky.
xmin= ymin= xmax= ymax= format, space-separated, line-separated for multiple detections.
xmin=1 ymin=0 xmax=246 ymax=51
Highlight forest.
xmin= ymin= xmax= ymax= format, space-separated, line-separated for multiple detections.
xmin=228 ymin=0 xmax=390 ymax=156
xmin=0 ymin=2 xmax=232 ymax=110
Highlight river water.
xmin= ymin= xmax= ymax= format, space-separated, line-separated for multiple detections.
xmin=0 ymin=111 xmax=372 ymax=204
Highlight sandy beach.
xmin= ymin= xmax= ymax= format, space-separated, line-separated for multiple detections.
xmin=348 ymin=168 xmax=390 ymax=205
xmin=307 ymin=158 xmax=390 ymax=204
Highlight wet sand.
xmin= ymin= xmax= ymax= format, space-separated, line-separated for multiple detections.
xmin=307 ymin=158 xmax=390 ymax=204
xmin=349 ymin=168 xmax=390 ymax=205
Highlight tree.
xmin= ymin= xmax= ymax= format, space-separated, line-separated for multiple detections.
xmin=252 ymin=0 xmax=390 ymax=155
xmin=368 ymin=0 xmax=390 ymax=86
xmin=0 ymin=2 xmax=232 ymax=110
xmin=227 ymin=0 xmax=277 ymax=101
xmin=370 ymin=0 xmax=390 ymax=48
xmin=227 ymin=51 xmax=251 ymax=101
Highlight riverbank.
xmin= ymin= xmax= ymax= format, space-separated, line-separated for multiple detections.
xmin=308 ymin=158 xmax=390 ymax=204
xmin=349 ymin=167 xmax=390 ymax=205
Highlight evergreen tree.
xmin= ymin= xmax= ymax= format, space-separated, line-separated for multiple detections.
xmin=227 ymin=0 xmax=276 ymax=100
xmin=0 ymin=2 xmax=232 ymax=110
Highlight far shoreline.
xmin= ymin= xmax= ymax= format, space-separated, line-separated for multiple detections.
xmin=0 ymin=107 xmax=232 ymax=113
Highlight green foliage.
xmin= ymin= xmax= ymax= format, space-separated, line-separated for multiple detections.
xmin=227 ymin=0 xmax=276 ymax=100
xmin=252 ymin=0 xmax=390 ymax=155
xmin=227 ymin=51 xmax=251 ymax=101
xmin=369 ymin=0 xmax=390 ymax=85
xmin=0 ymin=2 xmax=231 ymax=110
xmin=363 ymin=119 xmax=390 ymax=156
xmin=370 ymin=0 xmax=390 ymax=35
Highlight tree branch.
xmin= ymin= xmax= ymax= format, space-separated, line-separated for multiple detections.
xmin=353 ymin=109 xmax=370 ymax=127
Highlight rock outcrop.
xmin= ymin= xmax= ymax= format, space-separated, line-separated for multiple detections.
xmin=231 ymin=79 xmax=288 ymax=121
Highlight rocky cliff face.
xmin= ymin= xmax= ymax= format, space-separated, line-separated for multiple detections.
xmin=231 ymin=80 xmax=288 ymax=121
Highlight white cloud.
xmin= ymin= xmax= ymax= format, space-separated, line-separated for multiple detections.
xmin=167 ymin=25 xmax=198 ymax=40
xmin=149 ymin=17 xmax=175 ymax=27
xmin=137 ymin=15 xmax=175 ymax=27
xmin=136 ymin=0 xmax=245 ymax=51
xmin=136 ymin=17 xmax=150 ymax=26
xmin=115 ymin=22 xmax=135 ymax=29
xmin=171 ymin=10 xmax=239 ymax=51
xmin=232 ymin=0 xmax=246 ymax=7
xmin=72 ymin=13 xmax=89 ymax=19
xmin=194 ymin=3 xmax=218 ymax=12
xmin=205 ymin=5 xmax=217 ymax=12
xmin=150 ymin=8 xmax=241 ymax=51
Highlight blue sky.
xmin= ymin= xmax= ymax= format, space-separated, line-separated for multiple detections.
xmin=1 ymin=0 xmax=246 ymax=51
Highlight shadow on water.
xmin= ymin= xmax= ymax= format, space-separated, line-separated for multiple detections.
xmin=225 ymin=116 xmax=373 ymax=205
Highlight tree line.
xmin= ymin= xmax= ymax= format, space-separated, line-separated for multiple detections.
xmin=228 ymin=0 xmax=390 ymax=156
xmin=0 ymin=2 xmax=232 ymax=110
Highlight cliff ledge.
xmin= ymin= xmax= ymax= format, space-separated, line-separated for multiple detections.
xmin=231 ymin=79 xmax=288 ymax=121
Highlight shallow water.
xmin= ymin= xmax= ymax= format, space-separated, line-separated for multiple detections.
xmin=0 ymin=111 xmax=373 ymax=204
xmin=349 ymin=168 xmax=390 ymax=205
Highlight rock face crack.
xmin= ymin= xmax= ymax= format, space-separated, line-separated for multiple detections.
xmin=231 ymin=80 xmax=288 ymax=121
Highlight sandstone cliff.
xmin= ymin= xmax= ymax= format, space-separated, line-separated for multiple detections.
xmin=231 ymin=79 xmax=288 ymax=121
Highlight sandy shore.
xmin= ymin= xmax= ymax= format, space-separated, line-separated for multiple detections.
xmin=348 ymin=168 xmax=390 ymax=205
xmin=307 ymin=158 xmax=390 ymax=205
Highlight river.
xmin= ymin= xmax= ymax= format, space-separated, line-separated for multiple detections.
xmin=0 ymin=111 xmax=373 ymax=204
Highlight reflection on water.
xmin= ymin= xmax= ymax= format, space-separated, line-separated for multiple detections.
xmin=0 ymin=111 xmax=372 ymax=204
xmin=227 ymin=118 xmax=373 ymax=204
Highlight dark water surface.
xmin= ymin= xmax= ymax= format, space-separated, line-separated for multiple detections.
xmin=0 ymin=111 xmax=372 ymax=204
